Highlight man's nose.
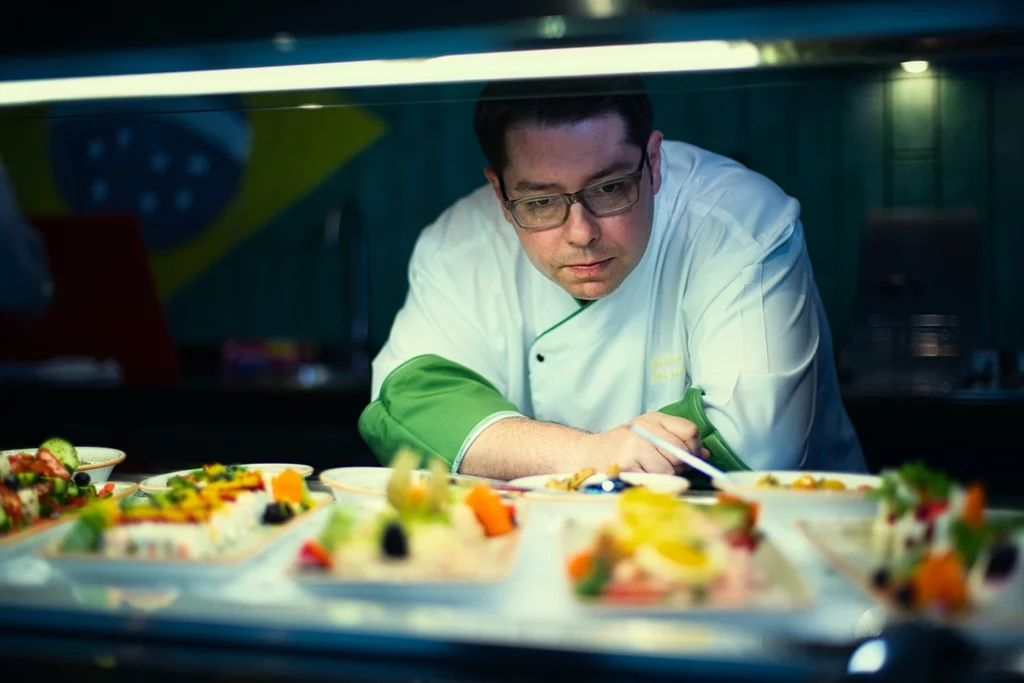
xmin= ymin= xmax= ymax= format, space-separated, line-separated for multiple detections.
xmin=562 ymin=202 xmax=600 ymax=247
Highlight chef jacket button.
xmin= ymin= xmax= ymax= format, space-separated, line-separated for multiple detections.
xmin=535 ymin=353 xmax=545 ymax=362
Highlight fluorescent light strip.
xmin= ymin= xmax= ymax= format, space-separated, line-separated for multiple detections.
xmin=0 ymin=40 xmax=760 ymax=107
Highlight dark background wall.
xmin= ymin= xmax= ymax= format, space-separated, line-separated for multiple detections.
xmin=142 ymin=64 xmax=1024 ymax=356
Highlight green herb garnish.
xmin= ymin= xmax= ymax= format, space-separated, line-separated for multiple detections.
xmin=866 ymin=472 xmax=915 ymax=517
xmin=898 ymin=461 xmax=951 ymax=500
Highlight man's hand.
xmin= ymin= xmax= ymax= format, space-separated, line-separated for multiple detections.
xmin=582 ymin=412 xmax=711 ymax=475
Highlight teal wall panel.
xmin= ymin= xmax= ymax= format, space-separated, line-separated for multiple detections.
xmin=890 ymin=159 xmax=937 ymax=206
xmin=150 ymin=66 xmax=1022 ymax=357
xmin=890 ymin=77 xmax=938 ymax=152
xmin=743 ymin=82 xmax=797 ymax=193
xmin=940 ymin=77 xmax=993 ymax=343
xmin=991 ymin=77 xmax=1024 ymax=350
xmin=837 ymin=77 xmax=885 ymax=346
xmin=793 ymin=78 xmax=843 ymax=325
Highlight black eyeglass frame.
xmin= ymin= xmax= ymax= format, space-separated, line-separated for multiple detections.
xmin=499 ymin=148 xmax=650 ymax=230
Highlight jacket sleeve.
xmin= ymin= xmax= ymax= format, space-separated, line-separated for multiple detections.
xmin=359 ymin=212 xmax=523 ymax=472
xmin=658 ymin=387 xmax=749 ymax=472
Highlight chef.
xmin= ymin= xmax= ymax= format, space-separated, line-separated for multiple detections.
xmin=359 ymin=76 xmax=865 ymax=480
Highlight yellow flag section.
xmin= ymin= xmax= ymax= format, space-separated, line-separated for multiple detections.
xmin=151 ymin=92 xmax=386 ymax=298
xmin=0 ymin=92 xmax=386 ymax=299
xmin=0 ymin=105 xmax=70 ymax=214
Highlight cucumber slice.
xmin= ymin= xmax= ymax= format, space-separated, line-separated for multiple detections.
xmin=40 ymin=437 xmax=79 ymax=473
xmin=52 ymin=477 xmax=69 ymax=496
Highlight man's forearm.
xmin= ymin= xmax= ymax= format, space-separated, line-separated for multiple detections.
xmin=458 ymin=417 xmax=591 ymax=480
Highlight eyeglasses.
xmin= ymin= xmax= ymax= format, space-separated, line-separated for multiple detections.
xmin=500 ymin=150 xmax=648 ymax=230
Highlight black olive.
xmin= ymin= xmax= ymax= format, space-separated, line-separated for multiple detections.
xmin=261 ymin=503 xmax=287 ymax=525
xmin=893 ymin=583 xmax=915 ymax=608
xmin=2 ymin=475 xmax=17 ymax=490
xmin=381 ymin=521 xmax=409 ymax=558
xmin=986 ymin=543 xmax=1019 ymax=581
xmin=73 ymin=472 xmax=91 ymax=487
xmin=872 ymin=568 xmax=891 ymax=589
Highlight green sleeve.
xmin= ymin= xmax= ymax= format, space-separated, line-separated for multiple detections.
xmin=659 ymin=387 xmax=750 ymax=485
xmin=358 ymin=354 xmax=521 ymax=471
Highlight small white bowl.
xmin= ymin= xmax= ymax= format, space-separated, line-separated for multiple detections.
xmin=1 ymin=446 xmax=126 ymax=484
xmin=319 ymin=467 xmax=393 ymax=501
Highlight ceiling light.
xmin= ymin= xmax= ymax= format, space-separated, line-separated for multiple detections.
xmin=0 ymin=40 xmax=760 ymax=108
xmin=901 ymin=60 xmax=929 ymax=73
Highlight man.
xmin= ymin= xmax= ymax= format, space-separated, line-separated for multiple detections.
xmin=0 ymin=158 xmax=53 ymax=317
xmin=359 ymin=76 xmax=865 ymax=479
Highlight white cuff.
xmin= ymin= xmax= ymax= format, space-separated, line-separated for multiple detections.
xmin=451 ymin=411 xmax=523 ymax=474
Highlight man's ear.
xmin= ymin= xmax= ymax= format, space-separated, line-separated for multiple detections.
xmin=647 ymin=131 xmax=665 ymax=195
xmin=484 ymin=168 xmax=514 ymax=225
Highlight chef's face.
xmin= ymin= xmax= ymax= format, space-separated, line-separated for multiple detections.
xmin=486 ymin=115 xmax=663 ymax=300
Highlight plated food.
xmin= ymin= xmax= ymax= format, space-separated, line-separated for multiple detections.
xmin=756 ymin=473 xmax=859 ymax=491
xmin=139 ymin=463 xmax=313 ymax=494
xmin=564 ymin=488 xmax=810 ymax=610
xmin=509 ymin=466 xmax=690 ymax=501
xmin=713 ymin=470 xmax=882 ymax=518
xmin=297 ymin=451 xmax=522 ymax=582
xmin=800 ymin=462 xmax=1024 ymax=619
xmin=2 ymin=439 xmax=123 ymax=539
xmin=866 ymin=463 xmax=1022 ymax=614
xmin=53 ymin=465 xmax=322 ymax=561
xmin=547 ymin=465 xmax=638 ymax=493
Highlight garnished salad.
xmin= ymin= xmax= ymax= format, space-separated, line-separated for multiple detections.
xmin=1 ymin=438 xmax=115 ymax=536
xmin=868 ymin=462 xmax=1023 ymax=614
xmin=566 ymin=489 xmax=761 ymax=606
xmin=58 ymin=466 xmax=314 ymax=559
xmin=298 ymin=450 xmax=518 ymax=579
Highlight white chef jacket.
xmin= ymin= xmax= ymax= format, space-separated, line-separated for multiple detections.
xmin=370 ymin=140 xmax=865 ymax=473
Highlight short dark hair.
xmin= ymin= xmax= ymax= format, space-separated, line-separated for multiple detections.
xmin=473 ymin=76 xmax=654 ymax=174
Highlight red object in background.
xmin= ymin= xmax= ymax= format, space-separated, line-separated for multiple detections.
xmin=0 ymin=214 xmax=179 ymax=386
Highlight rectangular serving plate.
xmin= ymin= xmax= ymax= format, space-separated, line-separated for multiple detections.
xmin=290 ymin=500 xmax=530 ymax=603
xmin=797 ymin=516 xmax=1024 ymax=630
xmin=562 ymin=517 xmax=815 ymax=615
xmin=39 ymin=491 xmax=333 ymax=582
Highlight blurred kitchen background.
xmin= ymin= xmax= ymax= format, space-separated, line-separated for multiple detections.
xmin=1 ymin=0 xmax=1022 ymax=494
